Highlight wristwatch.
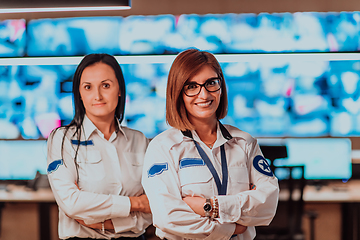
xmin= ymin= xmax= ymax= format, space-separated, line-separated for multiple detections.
xmin=203 ymin=198 xmax=212 ymax=217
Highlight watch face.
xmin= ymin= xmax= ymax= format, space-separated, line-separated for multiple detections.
xmin=204 ymin=203 xmax=212 ymax=212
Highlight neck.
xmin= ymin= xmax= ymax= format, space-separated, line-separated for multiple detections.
xmin=192 ymin=117 xmax=217 ymax=146
xmin=86 ymin=114 xmax=116 ymax=140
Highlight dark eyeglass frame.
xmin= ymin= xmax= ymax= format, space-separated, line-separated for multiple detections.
xmin=183 ymin=77 xmax=222 ymax=97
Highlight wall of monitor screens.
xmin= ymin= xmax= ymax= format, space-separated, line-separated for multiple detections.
xmin=2 ymin=55 xmax=360 ymax=139
xmin=3 ymin=12 xmax=360 ymax=57
xmin=1 ymin=12 xmax=360 ymax=139
xmin=0 ymin=11 xmax=359 ymax=181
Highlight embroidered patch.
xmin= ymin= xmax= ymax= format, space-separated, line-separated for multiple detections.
xmin=148 ymin=163 xmax=168 ymax=177
xmin=47 ymin=159 xmax=64 ymax=174
xmin=180 ymin=158 xmax=205 ymax=169
xmin=253 ymin=155 xmax=273 ymax=177
xmin=71 ymin=140 xmax=94 ymax=146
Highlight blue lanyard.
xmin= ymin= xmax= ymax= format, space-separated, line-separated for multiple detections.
xmin=193 ymin=141 xmax=228 ymax=195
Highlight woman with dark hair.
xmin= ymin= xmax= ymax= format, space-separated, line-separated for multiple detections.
xmin=142 ymin=49 xmax=279 ymax=240
xmin=47 ymin=53 xmax=151 ymax=240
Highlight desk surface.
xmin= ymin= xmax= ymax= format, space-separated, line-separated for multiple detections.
xmin=0 ymin=185 xmax=54 ymax=202
xmin=277 ymin=179 xmax=360 ymax=203
xmin=1 ymin=180 xmax=360 ymax=203
xmin=303 ymin=180 xmax=360 ymax=202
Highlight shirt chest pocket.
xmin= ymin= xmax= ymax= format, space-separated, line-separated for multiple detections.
xmin=122 ymin=152 xmax=144 ymax=185
xmin=228 ymin=166 xmax=250 ymax=194
xmin=77 ymin=150 xmax=106 ymax=182
xmin=178 ymin=166 xmax=214 ymax=197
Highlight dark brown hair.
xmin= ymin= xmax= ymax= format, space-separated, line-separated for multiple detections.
xmin=166 ymin=49 xmax=228 ymax=131
xmin=50 ymin=53 xmax=126 ymax=181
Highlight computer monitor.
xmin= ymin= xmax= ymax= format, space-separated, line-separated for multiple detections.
xmin=0 ymin=140 xmax=47 ymax=181
xmin=273 ymin=138 xmax=352 ymax=181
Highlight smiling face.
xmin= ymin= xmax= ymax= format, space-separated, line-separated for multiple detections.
xmin=182 ymin=65 xmax=221 ymax=125
xmin=79 ymin=62 xmax=120 ymax=122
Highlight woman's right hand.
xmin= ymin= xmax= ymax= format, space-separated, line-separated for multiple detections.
xmin=234 ymin=224 xmax=247 ymax=235
xmin=129 ymin=194 xmax=151 ymax=213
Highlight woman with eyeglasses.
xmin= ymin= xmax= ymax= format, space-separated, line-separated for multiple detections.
xmin=142 ymin=49 xmax=279 ymax=240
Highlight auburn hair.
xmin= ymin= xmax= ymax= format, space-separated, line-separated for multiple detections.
xmin=166 ymin=49 xmax=228 ymax=131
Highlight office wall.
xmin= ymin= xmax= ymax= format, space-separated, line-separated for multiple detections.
xmin=1 ymin=0 xmax=360 ymax=20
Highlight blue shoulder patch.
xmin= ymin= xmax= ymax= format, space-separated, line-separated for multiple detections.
xmin=148 ymin=163 xmax=168 ymax=178
xmin=71 ymin=140 xmax=94 ymax=146
xmin=47 ymin=159 xmax=64 ymax=174
xmin=180 ymin=158 xmax=205 ymax=169
xmin=253 ymin=155 xmax=273 ymax=177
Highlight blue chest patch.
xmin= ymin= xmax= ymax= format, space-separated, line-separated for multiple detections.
xmin=47 ymin=159 xmax=64 ymax=174
xmin=253 ymin=155 xmax=273 ymax=177
xmin=148 ymin=163 xmax=168 ymax=177
xmin=179 ymin=158 xmax=205 ymax=169
xmin=71 ymin=140 xmax=94 ymax=146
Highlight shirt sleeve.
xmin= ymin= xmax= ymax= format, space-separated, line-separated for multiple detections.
xmin=47 ymin=129 xmax=131 ymax=224
xmin=217 ymin=139 xmax=279 ymax=226
xmin=141 ymin=139 xmax=236 ymax=240
xmin=111 ymin=212 xmax=152 ymax=234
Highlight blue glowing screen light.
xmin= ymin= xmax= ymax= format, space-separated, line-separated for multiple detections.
xmin=2 ymin=57 xmax=360 ymax=140
xmin=273 ymin=138 xmax=352 ymax=180
xmin=24 ymin=12 xmax=360 ymax=57
xmin=0 ymin=19 xmax=26 ymax=57
xmin=1 ymin=12 xmax=360 ymax=182
xmin=0 ymin=140 xmax=47 ymax=180
xmin=2 ymin=13 xmax=360 ymax=140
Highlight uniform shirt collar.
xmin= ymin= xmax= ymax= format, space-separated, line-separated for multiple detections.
xmin=82 ymin=114 xmax=128 ymax=141
xmin=181 ymin=121 xmax=233 ymax=147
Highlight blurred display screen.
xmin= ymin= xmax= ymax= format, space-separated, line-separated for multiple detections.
xmin=0 ymin=140 xmax=47 ymax=180
xmin=223 ymin=58 xmax=360 ymax=138
xmin=2 ymin=12 xmax=360 ymax=57
xmin=273 ymin=138 xmax=352 ymax=180
xmin=2 ymin=57 xmax=360 ymax=139
xmin=0 ymin=19 xmax=26 ymax=57
xmin=23 ymin=12 xmax=360 ymax=57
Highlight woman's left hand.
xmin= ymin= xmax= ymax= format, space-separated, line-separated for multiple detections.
xmin=182 ymin=196 xmax=207 ymax=217
xmin=184 ymin=185 xmax=257 ymax=217
xmin=75 ymin=219 xmax=102 ymax=229
xmin=75 ymin=219 xmax=114 ymax=230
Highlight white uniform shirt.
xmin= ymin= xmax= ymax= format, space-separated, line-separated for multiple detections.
xmin=47 ymin=115 xmax=152 ymax=239
xmin=142 ymin=123 xmax=279 ymax=240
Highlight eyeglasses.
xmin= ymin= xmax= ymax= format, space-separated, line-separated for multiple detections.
xmin=183 ymin=77 xmax=221 ymax=97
